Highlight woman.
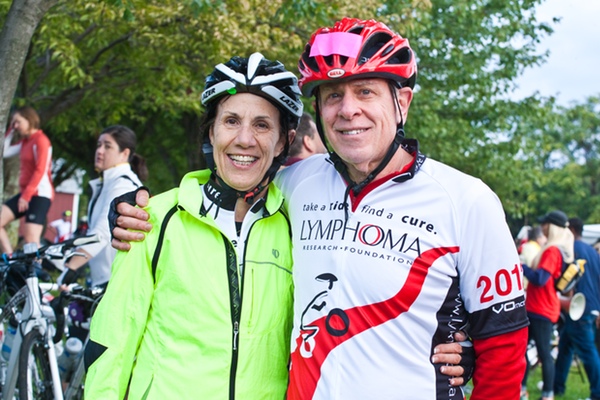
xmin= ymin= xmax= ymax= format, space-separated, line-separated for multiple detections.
xmin=521 ymin=210 xmax=574 ymax=400
xmin=84 ymin=53 xmax=302 ymax=399
xmin=0 ymin=106 xmax=53 ymax=253
xmin=59 ymin=125 xmax=147 ymax=289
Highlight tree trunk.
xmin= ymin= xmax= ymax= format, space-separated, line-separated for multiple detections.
xmin=0 ymin=0 xmax=58 ymax=206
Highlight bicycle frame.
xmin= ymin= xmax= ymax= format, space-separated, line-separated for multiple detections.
xmin=2 ymin=243 xmax=63 ymax=400
xmin=0 ymin=235 xmax=98 ymax=399
xmin=63 ymin=336 xmax=87 ymax=400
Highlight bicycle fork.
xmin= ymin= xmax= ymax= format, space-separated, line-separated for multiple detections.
xmin=2 ymin=273 xmax=64 ymax=400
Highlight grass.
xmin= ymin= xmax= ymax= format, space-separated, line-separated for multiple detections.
xmin=525 ymin=362 xmax=589 ymax=399
xmin=464 ymin=361 xmax=590 ymax=399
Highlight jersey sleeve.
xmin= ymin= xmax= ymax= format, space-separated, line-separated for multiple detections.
xmin=452 ymin=184 xmax=528 ymax=396
xmin=21 ymin=134 xmax=52 ymax=202
xmin=3 ymin=129 xmax=21 ymax=158
xmin=470 ymin=327 xmax=528 ymax=400
xmin=455 ymin=184 xmax=528 ymax=338
xmin=84 ymin=235 xmax=154 ymax=399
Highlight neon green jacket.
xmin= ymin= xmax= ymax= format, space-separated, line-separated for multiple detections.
xmin=85 ymin=170 xmax=294 ymax=399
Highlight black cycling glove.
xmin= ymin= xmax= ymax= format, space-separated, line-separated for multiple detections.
xmin=58 ymin=268 xmax=80 ymax=286
xmin=459 ymin=341 xmax=475 ymax=383
xmin=108 ymin=186 xmax=151 ymax=240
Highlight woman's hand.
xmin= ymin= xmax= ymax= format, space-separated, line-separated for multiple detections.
xmin=18 ymin=197 xmax=29 ymax=213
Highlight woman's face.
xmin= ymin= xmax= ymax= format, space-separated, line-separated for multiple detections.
xmin=95 ymin=133 xmax=130 ymax=172
xmin=11 ymin=113 xmax=32 ymax=137
xmin=210 ymin=93 xmax=285 ymax=191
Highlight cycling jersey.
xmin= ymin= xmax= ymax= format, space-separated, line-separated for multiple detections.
xmin=19 ymin=130 xmax=53 ymax=202
xmin=275 ymin=148 xmax=529 ymax=400
xmin=524 ymin=245 xmax=563 ymax=323
xmin=49 ymin=218 xmax=72 ymax=243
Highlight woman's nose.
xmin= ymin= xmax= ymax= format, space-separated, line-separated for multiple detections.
xmin=235 ymin=124 xmax=257 ymax=146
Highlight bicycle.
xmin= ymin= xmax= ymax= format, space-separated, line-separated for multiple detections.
xmin=57 ymin=284 xmax=106 ymax=400
xmin=0 ymin=235 xmax=98 ymax=400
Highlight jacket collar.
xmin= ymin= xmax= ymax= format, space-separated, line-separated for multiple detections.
xmin=177 ymin=169 xmax=285 ymax=221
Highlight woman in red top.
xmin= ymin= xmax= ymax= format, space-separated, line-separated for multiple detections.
xmin=0 ymin=106 xmax=54 ymax=253
xmin=521 ymin=210 xmax=574 ymax=400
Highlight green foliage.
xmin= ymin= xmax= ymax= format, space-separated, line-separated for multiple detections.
xmin=8 ymin=0 xmax=599 ymax=232
xmin=528 ymin=97 xmax=600 ymax=226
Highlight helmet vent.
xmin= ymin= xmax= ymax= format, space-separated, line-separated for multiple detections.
xmin=381 ymin=44 xmax=394 ymax=58
xmin=388 ymin=47 xmax=412 ymax=65
xmin=324 ymin=55 xmax=335 ymax=67
xmin=302 ymin=45 xmax=320 ymax=72
xmin=359 ymin=32 xmax=393 ymax=62
xmin=348 ymin=26 xmax=364 ymax=35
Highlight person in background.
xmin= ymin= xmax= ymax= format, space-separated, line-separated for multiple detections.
xmin=73 ymin=215 xmax=89 ymax=237
xmin=47 ymin=210 xmax=73 ymax=243
xmin=595 ymin=238 xmax=600 ymax=355
xmin=110 ymin=18 xmax=526 ymax=399
xmin=593 ymin=238 xmax=600 ymax=255
xmin=2 ymin=115 xmax=23 ymax=250
xmin=58 ymin=125 xmax=147 ymax=290
xmin=553 ymin=217 xmax=600 ymax=400
xmin=0 ymin=106 xmax=53 ymax=253
xmin=520 ymin=225 xmax=547 ymax=269
xmin=284 ymin=112 xmax=327 ymax=166
xmin=521 ymin=210 xmax=574 ymax=400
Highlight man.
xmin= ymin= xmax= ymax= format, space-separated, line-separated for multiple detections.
xmin=111 ymin=18 xmax=527 ymax=399
xmin=284 ymin=112 xmax=327 ymax=166
xmin=47 ymin=210 xmax=73 ymax=243
xmin=554 ymin=217 xmax=600 ymax=399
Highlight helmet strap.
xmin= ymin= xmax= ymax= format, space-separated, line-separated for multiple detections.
xmin=209 ymin=155 xmax=282 ymax=207
xmin=313 ymin=81 xmax=408 ymax=221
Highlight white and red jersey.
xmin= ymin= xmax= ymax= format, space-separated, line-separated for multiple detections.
xmin=19 ymin=130 xmax=54 ymax=202
xmin=275 ymin=147 xmax=528 ymax=400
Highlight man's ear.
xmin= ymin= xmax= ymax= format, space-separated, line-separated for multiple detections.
xmin=396 ymin=87 xmax=413 ymax=124
xmin=288 ymin=129 xmax=297 ymax=148
xmin=302 ymin=134 xmax=314 ymax=152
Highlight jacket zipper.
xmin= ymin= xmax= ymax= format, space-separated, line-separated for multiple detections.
xmin=223 ymin=235 xmax=241 ymax=400
xmin=223 ymin=202 xmax=275 ymax=399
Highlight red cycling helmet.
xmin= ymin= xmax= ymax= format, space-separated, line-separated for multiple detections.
xmin=298 ymin=17 xmax=417 ymax=97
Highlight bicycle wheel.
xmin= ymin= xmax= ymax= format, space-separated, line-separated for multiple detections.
xmin=64 ymin=356 xmax=85 ymax=400
xmin=18 ymin=329 xmax=56 ymax=400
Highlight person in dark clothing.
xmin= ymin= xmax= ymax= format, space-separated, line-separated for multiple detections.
xmin=553 ymin=217 xmax=600 ymax=400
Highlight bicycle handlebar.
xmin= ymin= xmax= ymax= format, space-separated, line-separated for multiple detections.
xmin=1 ymin=235 xmax=100 ymax=263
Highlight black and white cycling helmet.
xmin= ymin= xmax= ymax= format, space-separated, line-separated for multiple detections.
xmin=200 ymin=53 xmax=304 ymax=204
xmin=201 ymin=52 xmax=303 ymax=128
